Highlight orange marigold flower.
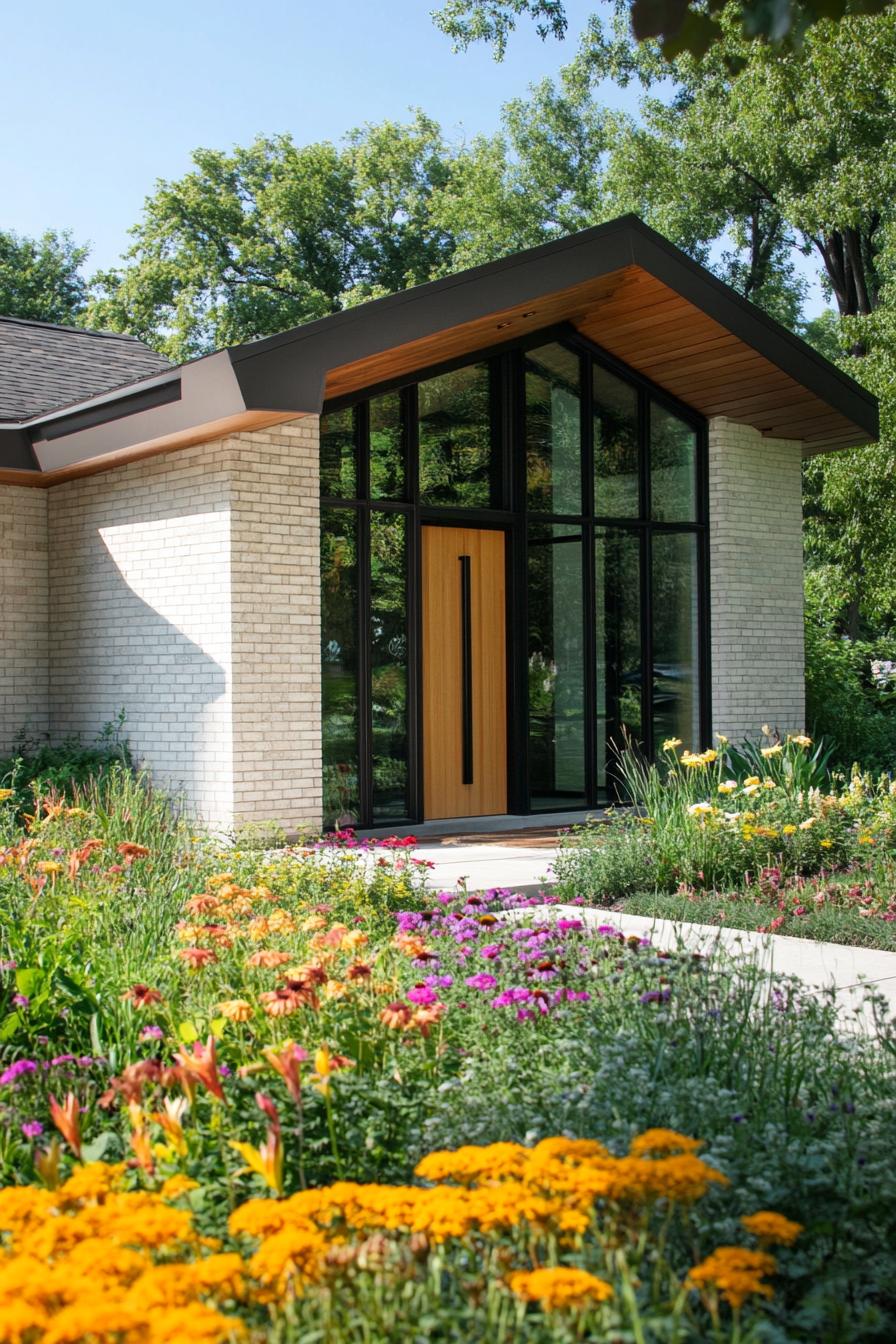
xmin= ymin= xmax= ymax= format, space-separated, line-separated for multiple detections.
xmin=741 ymin=1210 xmax=803 ymax=1246
xmin=121 ymin=983 xmax=163 ymax=1009
xmin=246 ymin=950 xmax=292 ymax=969
xmin=686 ymin=1246 xmax=777 ymax=1309
xmin=628 ymin=1128 xmax=702 ymax=1157
xmin=178 ymin=946 xmax=218 ymax=968
xmin=508 ymin=1267 xmax=613 ymax=1311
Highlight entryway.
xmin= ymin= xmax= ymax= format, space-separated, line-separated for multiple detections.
xmin=421 ymin=525 xmax=507 ymax=819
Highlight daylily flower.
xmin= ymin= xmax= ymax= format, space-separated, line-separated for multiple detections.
xmin=230 ymin=1126 xmax=284 ymax=1195
xmin=310 ymin=1045 xmax=354 ymax=1095
xmin=154 ymin=1095 xmax=190 ymax=1155
xmin=175 ymin=1036 xmax=226 ymax=1101
xmin=48 ymin=1091 xmax=82 ymax=1157
xmin=121 ymin=983 xmax=163 ymax=1009
xmin=262 ymin=1041 xmax=308 ymax=1103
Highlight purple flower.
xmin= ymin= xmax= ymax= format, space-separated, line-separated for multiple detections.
xmin=21 ymin=1121 xmax=43 ymax=1140
xmin=639 ymin=988 xmax=671 ymax=1006
xmin=481 ymin=944 xmax=502 ymax=961
xmin=11 ymin=994 xmax=29 ymax=1009
xmin=0 ymin=1059 xmax=37 ymax=1085
xmin=140 ymin=1025 xmax=164 ymax=1041
xmin=407 ymin=985 xmax=438 ymax=1006
xmin=424 ymin=975 xmax=453 ymax=989
xmin=465 ymin=973 xmax=498 ymax=992
xmin=556 ymin=919 xmax=583 ymax=932
xmin=552 ymin=988 xmax=591 ymax=1004
xmin=49 ymin=1054 xmax=75 ymax=1067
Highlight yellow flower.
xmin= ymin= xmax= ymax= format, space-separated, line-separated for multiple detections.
xmin=741 ymin=1210 xmax=803 ymax=1246
xmin=858 ymin=833 xmax=875 ymax=845
xmin=761 ymin=744 xmax=783 ymax=758
xmin=0 ymin=789 xmax=15 ymax=802
xmin=36 ymin=860 xmax=64 ymax=875
xmin=508 ymin=1266 xmax=614 ymax=1311
xmin=788 ymin=734 xmax=812 ymax=747
xmin=763 ymin=778 xmax=777 ymax=790
xmin=717 ymin=781 xmax=737 ymax=794
xmin=687 ymin=802 xmax=714 ymax=817
xmin=159 ymin=1174 xmax=199 ymax=1202
xmin=820 ymin=839 xmax=833 ymax=849
xmin=662 ymin=737 xmax=683 ymax=752
xmin=715 ymin=733 xmax=729 ymax=746
xmin=628 ymin=1128 xmax=702 ymax=1157
xmin=217 ymin=999 xmax=254 ymax=1022
xmin=230 ymin=1130 xmax=284 ymax=1196
xmin=744 ymin=776 xmax=760 ymax=787
xmin=782 ymin=825 xmax=797 ymax=836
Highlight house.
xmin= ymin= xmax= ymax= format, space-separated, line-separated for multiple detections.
xmin=0 ymin=217 xmax=878 ymax=833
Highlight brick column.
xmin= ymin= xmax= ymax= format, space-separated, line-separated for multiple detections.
xmin=708 ymin=417 xmax=805 ymax=742
xmin=227 ymin=417 xmax=322 ymax=832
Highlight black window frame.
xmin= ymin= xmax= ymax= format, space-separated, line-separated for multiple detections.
xmin=319 ymin=321 xmax=710 ymax=828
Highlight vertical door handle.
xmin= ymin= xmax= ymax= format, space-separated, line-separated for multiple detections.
xmin=459 ymin=555 xmax=473 ymax=784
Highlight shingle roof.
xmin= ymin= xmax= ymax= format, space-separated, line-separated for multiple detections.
xmin=0 ymin=315 xmax=171 ymax=422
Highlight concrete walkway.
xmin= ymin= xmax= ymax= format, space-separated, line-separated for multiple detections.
xmin=412 ymin=841 xmax=896 ymax=1025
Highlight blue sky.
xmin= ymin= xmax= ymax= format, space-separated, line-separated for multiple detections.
xmin=4 ymin=0 xmax=823 ymax=310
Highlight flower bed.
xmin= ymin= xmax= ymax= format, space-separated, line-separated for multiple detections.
xmin=1 ymin=775 xmax=896 ymax=1339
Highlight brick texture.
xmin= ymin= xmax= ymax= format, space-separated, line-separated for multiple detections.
xmin=708 ymin=417 xmax=805 ymax=742
xmin=46 ymin=418 xmax=321 ymax=832
xmin=0 ymin=485 xmax=49 ymax=750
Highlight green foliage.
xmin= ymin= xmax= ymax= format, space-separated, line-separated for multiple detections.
xmin=0 ymin=228 xmax=90 ymax=325
xmin=804 ymin=596 xmax=896 ymax=771
xmin=0 ymin=716 xmax=131 ymax=819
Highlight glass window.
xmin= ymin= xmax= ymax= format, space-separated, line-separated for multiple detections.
xmin=418 ymin=363 xmax=497 ymax=507
xmin=595 ymin=529 xmax=642 ymax=791
xmin=370 ymin=392 xmax=405 ymax=500
xmin=651 ymin=403 xmax=697 ymax=521
xmin=525 ymin=344 xmax=582 ymax=515
xmin=321 ymin=510 xmax=360 ymax=827
xmin=651 ymin=532 xmax=701 ymax=754
xmin=370 ymin=512 xmax=409 ymax=822
xmin=320 ymin=407 xmax=356 ymax=498
xmin=528 ymin=526 xmax=586 ymax=809
xmin=594 ymin=366 xmax=639 ymax=518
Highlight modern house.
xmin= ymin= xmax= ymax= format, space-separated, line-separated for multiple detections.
xmin=0 ymin=217 xmax=878 ymax=834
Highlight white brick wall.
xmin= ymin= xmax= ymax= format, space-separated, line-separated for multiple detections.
xmin=46 ymin=418 xmax=321 ymax=832
xmin=708 ymin=417 xmax=805 ymax=742
xmin=0 ymin=485 xmax=49 ymax=750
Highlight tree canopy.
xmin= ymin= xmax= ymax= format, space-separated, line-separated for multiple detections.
xmin=0 ymin=229 xmax=89 ymax=326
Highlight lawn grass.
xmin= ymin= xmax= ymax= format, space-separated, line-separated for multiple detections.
xmin=616 ymin=886 xmax=896 ymax=950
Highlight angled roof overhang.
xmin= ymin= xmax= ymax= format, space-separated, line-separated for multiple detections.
xmin=0 ymin=215 xmax=878 ymax=485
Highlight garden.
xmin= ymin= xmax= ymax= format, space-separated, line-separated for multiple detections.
xmin=555 ymin=731 xmax=896 ymax=951
xmin=0 ymin=748 xmax=895 ymax=1343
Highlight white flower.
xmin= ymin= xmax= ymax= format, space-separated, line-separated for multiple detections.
xmin=687 ymin=802 xmax=714 ymax=816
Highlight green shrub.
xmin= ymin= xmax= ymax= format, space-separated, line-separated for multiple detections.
xmin=0 ymin=714 xmax=131 ymax=819
xmin=805 ymin=605 xmax=896 ymax=774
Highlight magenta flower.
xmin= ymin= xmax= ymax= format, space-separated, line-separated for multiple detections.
xmin=11 ymin=994 xmax=29 ymax=1009
xmin=407 ymin=985 xmax=439 ymax=1006
xmin=0 ymin=1059 xmax=37 ymax=1085
xmin=465 ymin=973 xmax=497 ymax=991
xmin=21 ymin=1121 xmax=43 ymax=1140
xmin=480 ymin=944 xmax=502 ymax=961
xmin=140 ymin=1024 xmax=164 ymax=1041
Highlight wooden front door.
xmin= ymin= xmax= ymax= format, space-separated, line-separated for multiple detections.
xmin=422 ymin=526 xmax=507 ymax=820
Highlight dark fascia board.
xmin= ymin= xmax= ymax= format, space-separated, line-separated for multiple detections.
xmin=226 ymin=214 xmax=879 ymax=441
xmin=0 ymin=427 xmax=40 ymax=471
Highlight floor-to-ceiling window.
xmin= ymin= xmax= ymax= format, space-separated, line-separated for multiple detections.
xmin=320 ymin=329 xmax=707 ymax=827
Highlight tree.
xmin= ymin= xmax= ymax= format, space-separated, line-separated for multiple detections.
xmin=0 ymin=229 xmax=89 ymax=326
xmin=88 ymin=114 xmax=459 ymax=360
xmin=432 ymin=0 xmax=894 ymax=61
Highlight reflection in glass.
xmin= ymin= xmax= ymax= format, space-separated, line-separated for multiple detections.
xmin=370 ymin=392 xmax=404 ymax=500
xmin=418 ymin=363 xmax=497 ymax=507
xmin=370 ymin=512 xmax=409 ymax=821
xmin=321 ymin=509 xmax=359 ymax=826
xmin=528 ymin=526 xmax=586 ymax=809
xmin=594 ymin=367 xmax=639 ymax=517
xmin=320 ymin=407 xmax=356 ymax=498
xmin=595 ymin=530 xmax=642 ymax=790
xmin=525 ymin=344 xmax=582 ymax=515
xmin=652 ymin=532 xmax=700 ymax=753
xmin=651 ymin=403 xmax=697 ymax=521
